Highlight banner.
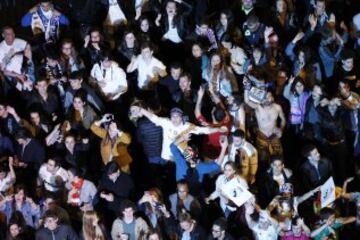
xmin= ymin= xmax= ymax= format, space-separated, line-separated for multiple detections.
xmin=221 ymin=177 xmax=252 ymax=207
xmin=320 ymin=177 xmax=336 ymax=208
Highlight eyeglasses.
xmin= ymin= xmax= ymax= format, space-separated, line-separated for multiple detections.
xmin=212 ymin=229 xmax=221 ymax=233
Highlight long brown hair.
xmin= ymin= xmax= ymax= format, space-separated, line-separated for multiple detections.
xmin=82 ymin=211 xmax=105 ymax=240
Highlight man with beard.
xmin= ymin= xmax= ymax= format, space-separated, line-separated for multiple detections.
xmin=244 ymin=77 xmax=286 ymax=174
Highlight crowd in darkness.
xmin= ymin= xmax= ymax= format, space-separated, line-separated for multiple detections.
xmin=1 ymin=0 xmax=360 ymax=239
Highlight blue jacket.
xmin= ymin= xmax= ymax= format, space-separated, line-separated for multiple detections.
xmin=170 ymin=143 xmax=220 ymax=182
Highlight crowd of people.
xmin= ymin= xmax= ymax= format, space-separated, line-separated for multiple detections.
xmin=0 ymin=0 xmax=360 ymax=239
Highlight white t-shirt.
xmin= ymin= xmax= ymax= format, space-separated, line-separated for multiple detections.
xmin=38 ymin=164 xmax=69 ymax=192
xmin=0 ymin=174 xmax=13 ymax=192
xmin=163 ymin=17 xmax=182 ymax=43
xmin=0 ymin=38 xmax=27 ymax=74
xmin=133 ymin=56 xmax=166 ymax=89
xmin=106 ymin=0 xmax=127 ymax=25
xmin=149 ymin=115 xmax=213 ymax=160
xmin=210 ymin=175 xmax=248 ymax=213
xmin=90 ymin=61 xmax=127 ymax=100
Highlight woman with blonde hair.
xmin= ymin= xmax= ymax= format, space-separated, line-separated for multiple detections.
xmin=82 ymin=211 xmax=106 ymax=240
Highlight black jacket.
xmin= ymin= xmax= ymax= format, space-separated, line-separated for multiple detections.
xmin=35 ymin=224 xmax=79 ymax=240
xmin=300 ymin=159 xmax=333 ymax=192
xmin=159 ymin=1 xmax=193 ymax=40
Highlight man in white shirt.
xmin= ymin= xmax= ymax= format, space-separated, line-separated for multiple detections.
xmin=127 ymin=42 xmax=167 ymax=90
xmin=38 ymin=157 xmax=69 ymax=192
xmin=0 ymin=26 xmax=28 ymax=84
xmin=90 ymin=52 xmax=127 ymax=101
xmin=132 ymin=106 xmax=226 ymax=161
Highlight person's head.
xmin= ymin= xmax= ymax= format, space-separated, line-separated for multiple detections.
xmin=43 ymin=210 xmax=59 ymax=231
xmin=302 ymin=145 xmax=320 ymax=162
xmin=177 ymin=180 xmax=189 ymax=200
xmin=276 ymin=0 xmax=288 ymax=13
xmin=232 ymin=129 xmax=245 ymax=147
xmin=73 ymin=89 xmax=87 ymax=111
xmin=45 ymin=49 xmax=59 ymax=66
xmin=106 ymin=162 xmax=120 ymax=181
xmin=340 ymin=49 xmax=355 ymax=70
xmin=8 ymin=222 xmax=21 ymax=238
xmin=14 ymin=184 xmax=26 ymax=203
xmin=29 ymin=109 xmax=42 ymax=126
xmin=276 ymin=69 xmax=288 ymax=87
xmin=270 ymin=156 xmax=284 ymax=176
xmin=210 ymin=53 xmax=222 ymax=70
xmin=212 ymin=106 xmax=226 ymax=123
xmin=46 ymin=157 xmax=61 ymax=174
xmin=89 ymin=28 xmax=102 ymax=44
xmin=179 ymin=72 xmax=192 ymax=92
xmin=219 ymin=10 xmax=234 ymax=28
xmin=170 ymin=107 xmax=184 ymax=126
xmin=178 ymin=212 xmax=194 ymax=232
xmin=338 ymin=80 xmax=351 ymax=97
xmin=146 ymin=229 xmax=163 ymax=240
xmin=139 ymin=17 xmax=150 ymax=33
xmin=290 ymin=77 xmax=305 ymax=95
xmin=327 ymin=98 xmax=340 ymax=114
xmin=140 ymin=42 xmax=154 ymax=61
xmin=223 ymin=161 xmax=238 ymax=179
xmin=123 ymin=31 xmax=136 ymax=48
xmin=43 ymin=193 xmax=57 ymax=210
xmin=14 ymin=129 xmax=31 ymax=145
xmin=69 ymin=71 xmax=83 ymax=90
xmin=64 ymin=134 xmax=76 ymax=152
xmin=39 ymin=1 xmax=52 ymax=11
xmin=320 ymin=207 xmax=336 ymax=225
xmin=120 ymin=200 xmax=136 ymax=220
xmin=211 ymin=218 xmax=227 ymax=239
xmin=246 ymin=15 xmax=260 ymax=32
xmin=242 ymin=0 xmax=254 ymax=10
xmin=82 ymin=211 xmax=100 ymax=236
xmin=2 ymin=26 xmax=15 ymax=45
xmin=61 ymin=39 xmax=73 ymax=57
xmin=263 ymin=91 xmax=275 ymax=106
xmin=291 ymin=217 xmax=303 ymax=236
xmin=191 ymin=42 xmax=203 ymax=58
xmin=170 ymin=62 xmax=182 ymax=80
xmin=100 ymin=51 xmax=113 ymax=68
xmin=0 ymin=102 xmax=8 ymax=118
xmin=198 ymin=19 xmax=210 ymax=35
xmin=312 ymin=84 xmax=323 ymax=100
xmin=166 ymin=0 xmax=177 ymax=17
xmin=147 ymin=187 xmax=164 ymax=204
xmin=220 ymin=33 xmax=233 ymax=50
xmin=315 ymin=0 xmax=326 ymax=16
xmin=107 ymin=119 xmax=121 ymax=135
xmin=35 ymin=78 xmax=49 ymax=96
xmin=67 ymin=168 xmax=83 ymax=183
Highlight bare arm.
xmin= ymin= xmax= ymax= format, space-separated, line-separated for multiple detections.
xmin=277 ymin=104 xmax=286 ymax=131
xmin=8 ymin=157 xmax=16 ymax=182
xmin=215 ymin=137 xmax=228 ymax=166
xmin=341 ymin=177 xmax=354 ymax=199
xmin=195 ymin=87 xmax=205 ymax=119
xmin=298 ymin=186 xmax=320 ymax=204
xmin=244 ymin=88 xmax=259 ymax=110
xmin=126 ymin=56 xmax=138 ymax=73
